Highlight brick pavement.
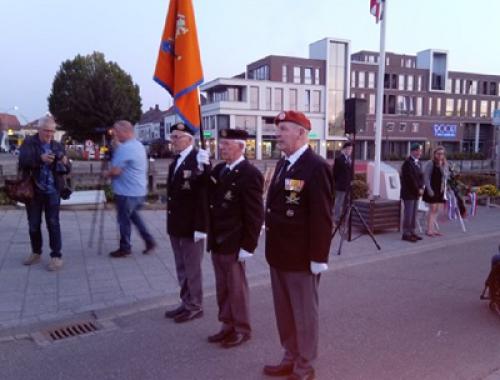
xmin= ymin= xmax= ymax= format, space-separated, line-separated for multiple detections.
xmin=0 ymin=204 xmax=498 ymax=329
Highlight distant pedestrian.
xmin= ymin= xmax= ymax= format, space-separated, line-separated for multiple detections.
xmin=423 ymin=146 xmax=449 ymax=237
xmin=19 ymin=115 xmax=71 ymax=271
xmin=103 ymin=120 xmax=156 ymax=257
xmin=164 ymin=122 xmax=210 ymax=324
xmin=400 ymin=143 xmax=425 ymax=243
xmin=206 ymin=128 xmax=264 ymax=348
xmin=263 ymin=111 xmax=333 ymax=380
xmin=333 ymin=141 xmax=353 ymax=225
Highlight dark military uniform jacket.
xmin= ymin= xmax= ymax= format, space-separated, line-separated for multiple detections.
xmin=265 ymin=147 xmax=333 ymax=272
xmin=208 ymin=159 xmax=264 ymax=256
xmin=400 ymin=156 xmax=424 ymax=201
xmin=333 ymin=153 xmax=352 ymax=191
xmin=167 ymin=148 xmax=209 ymax=238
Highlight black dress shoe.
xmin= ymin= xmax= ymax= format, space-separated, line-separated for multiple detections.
xmin=109 ymin=249 xmax=131 ymax=258
xmin=220 ymin=332 xmax=250 ymax=348
xmin=143 ymin=241 xmax=157 ymax=255
xmin=263 ymin=362 xmax=294 ymax=377
xmin=412 ymin=233 xmax=423 ymax=240
xmin=164 ymin=305 xmax=185 ymax=319
xmin=401 ymin=235 xmax=417 ymax=243
xmin=174 ymin=309 xmax=203 ymax=323
xmin=286 ymin=370 xmax=315 ymax=380
xmin=207 ymin=329 xmax=234 ymax=343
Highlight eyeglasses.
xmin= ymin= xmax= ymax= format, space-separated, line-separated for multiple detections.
xmin=41 ymin=129 xmax=55 ymax=133
xmin=170 ymin=134 xmax=189 ymax=140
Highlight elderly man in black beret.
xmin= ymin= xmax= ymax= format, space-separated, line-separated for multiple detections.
xmin=164 ymin=122 xmax=210 ymax=323
xmin=206 ymin=128 xmax=264 ymax=348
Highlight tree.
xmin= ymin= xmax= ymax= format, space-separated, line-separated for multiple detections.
xmin=48 ymin=52 xmax=142 ymax=141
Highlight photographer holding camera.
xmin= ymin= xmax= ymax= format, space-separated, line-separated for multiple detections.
xmin=18 ymin=115 xmax=71 ymax=271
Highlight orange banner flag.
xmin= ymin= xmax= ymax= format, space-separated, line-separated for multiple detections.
xmin=154 ymin=0 xmax=203 ymax=133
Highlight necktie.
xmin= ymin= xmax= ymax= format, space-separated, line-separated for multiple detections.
xmin=275 ymin=159 xmax=290 ymax=184
xmin=219 ymin=166 xmax=230 ymax=180
xmin=172 ymin=154 xmax=181 ymax=174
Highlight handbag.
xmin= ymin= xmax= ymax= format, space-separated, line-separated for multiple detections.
xmin=4 ymin=176 xmax=35 ymax=203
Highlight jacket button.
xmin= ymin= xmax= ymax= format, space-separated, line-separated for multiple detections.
xmin=168 ymin=197 xmax=171 ymax=201
xmin=210 ymin=205 xmax=214 ymax=209
xmin=168 ymin=211 xmax=171 ymax=214
xmin=267 ymin=208 xmax=271 ymax=213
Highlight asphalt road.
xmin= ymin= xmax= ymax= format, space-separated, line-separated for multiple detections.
xmin=1 ymin=236 xmax=500 ymax=380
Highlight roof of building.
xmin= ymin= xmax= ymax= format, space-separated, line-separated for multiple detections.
xmin=0 ymin=113 xmax=21 ymax=130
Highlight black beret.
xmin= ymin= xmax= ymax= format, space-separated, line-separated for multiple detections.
xmin=410 ymin=143 xmax=422 ymax=151
xmin=219 ymin=128 xmax=248 ymax=140
xmin=170 ymin=122 xmax=195 ymax=135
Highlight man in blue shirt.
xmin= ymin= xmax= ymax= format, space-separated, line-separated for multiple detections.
xmin=104 ymin=120 xmax=156 ymax=257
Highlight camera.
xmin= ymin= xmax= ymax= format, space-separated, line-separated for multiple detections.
xmin=52 ymin=150 xmax=68 ymax=174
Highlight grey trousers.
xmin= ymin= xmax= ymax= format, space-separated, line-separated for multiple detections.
xmin=402 ymin=199 xmax=418 ymax=235
xmin=170 ymin=236 xmax=204 ymax=311
xmin=211 ymin=252 xmax=251 ymax=334
xmin=333 ymin=190 xmax=347 ymax=224
xmin=270 ymin=267 xmax=320 ymax=377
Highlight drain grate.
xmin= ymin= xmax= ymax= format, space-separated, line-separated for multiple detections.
xmin=47 ymin=321 xmax=99 ymax=341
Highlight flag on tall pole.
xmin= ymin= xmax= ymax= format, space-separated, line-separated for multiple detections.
xmin=371 ymin=0 xmax=386 ymax=197
xmin=154 ymin=0 xmax=203 ymax=134
xmin=370 ymin=0 xmax=384 ymax=23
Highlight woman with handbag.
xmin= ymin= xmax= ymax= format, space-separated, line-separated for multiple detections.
xmin=422 ymin=146 xmax=449 ymax=237
xmin=18 ymin=116 xmax=71 ymax=271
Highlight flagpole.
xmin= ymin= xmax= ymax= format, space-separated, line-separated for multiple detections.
xmin=373 ymin=0 xmax=387 ymax=198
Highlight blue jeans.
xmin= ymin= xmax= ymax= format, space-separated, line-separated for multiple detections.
xmin=25 ymin=191 xmax=62 ymax=257
xmin=114 ymin=195 xmax=154 ymax=252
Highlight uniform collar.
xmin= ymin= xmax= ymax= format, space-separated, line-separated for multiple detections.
xmin=285 ymin=144 xmax=308 ymax=169
xmin=227 ymin=155 xmax=244 ymax=171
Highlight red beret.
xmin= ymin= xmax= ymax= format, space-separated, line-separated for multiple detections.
xmin=274 ymin=110 xmax=311 ymax=131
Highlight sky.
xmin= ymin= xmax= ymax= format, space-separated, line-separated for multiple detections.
xmin=1 ymin=0 xmax=499 ymax=122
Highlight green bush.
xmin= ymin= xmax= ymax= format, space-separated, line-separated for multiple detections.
xmin=0 ymin=189 xmax=14 ymax=205
xmin=478 ymin=184 xmax=500 ymax=197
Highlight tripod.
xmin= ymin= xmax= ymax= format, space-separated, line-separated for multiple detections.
xmin=331 ymin=187 xmax=381 ymax=256
xmin=87 ymin=139 xmax=112 ymax=255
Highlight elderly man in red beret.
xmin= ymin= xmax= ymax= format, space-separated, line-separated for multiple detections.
xmin=263 ymin=111 xmax=333 ymax=380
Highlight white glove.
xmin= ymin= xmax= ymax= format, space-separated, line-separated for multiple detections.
xmin=310 ymin=261 xmax=328 ymax=275
xmin=196 ymin=149 xmax=210 ymax=170
xmin=193 ymin=231 xmax=207 ymax=242
xmin=238 ymin=249 xmax=253 ymax=262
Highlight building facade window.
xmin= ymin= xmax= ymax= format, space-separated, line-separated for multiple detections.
xmin=368 ymin=72 xmax=375 ymax=89
xmin=398 ymin=74 xmax=405 ymax=90
xmin=454 ymin=78 xmax=461 ymax=94
xmin=456 ymin=98 xmax=462 ymax=116
xmin=411 ymin=122 xmax=419 ymax=133
xmin=369 ymin=94 xmax=376 ymax=114
xmin=407 ymin=75 xmax=414 ymax=91
xmin=273 ymin=88 xmax=283 ymax=110
xmin=314 ymin=68 xmax=320 ymax=85
xmin=386 ymin=122 xmax=394 ymax=132
xmin=428 ymin=97 xmax=433 ymax=115
xmin=312 ymin=90 xmax=321 ymax=112
xmin=250 ymin=86 xmax=259 ymax=109
xmin=282 ymin=65 xmax=287 ymax=82
xmin=471 ymin=99 xmax=477 ymax=117
xmin=480 ymin=100 xmax=488 ymax=117
xmin=304 ymin=68 xmax=312 ymax=85
xmin=436 ymin=98 xmax=442 ymax=115
xmin=464 ymin=99 xmax=469 ymax=116
xmin=351 ymin=71 xmax=356 ymax=88
xmin=445 ymin=98 xmax=454 ymax=116
xmin=304 ymin=90 xmax=311 ymax=112
xmin=293 ymin=66 xmax=301 ymax=84
xmin=399 ymin=122 xmax=407 ymax=132
xmin=265 ymin=87 xmax=272 ymax=110
xmin=417 ymin=76 xmax=422 ymax=92
xmin=289 ymin=89 xmax=298 ymax=110
xmin=416 ymin=97 xmax=422 ymax=116
xmin=358 ymin=71 xmax=365 ymax=88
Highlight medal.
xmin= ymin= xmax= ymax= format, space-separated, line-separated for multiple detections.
xmin=285 ymin=178 xmax=305 ymax=192
xmin=286 ymin=209 xmax=295 ymax=217
xmin=182 ymin=181 xmax=191 ymax=190
xmin=285 ymin=191 xmax=300 ymax=205
xmin=224 ymin=190 xmax=233 ymax=201
xmin=183 ymin=170 xmax=192 ymax=179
